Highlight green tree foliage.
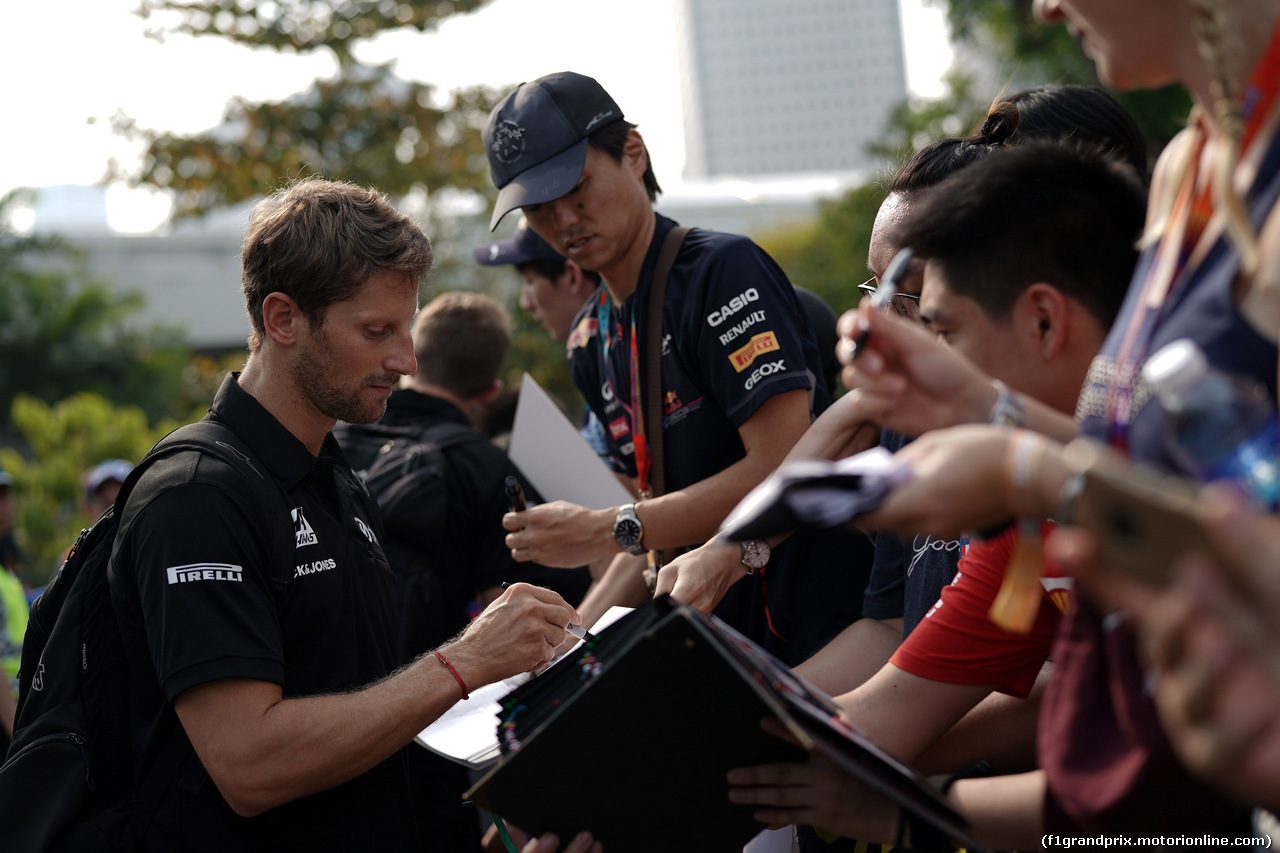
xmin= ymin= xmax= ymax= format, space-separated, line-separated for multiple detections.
xmin=117 ymin=0 xmax=501 ymax=219
xmin=756 ymin=182 xmax=886 ymax=320
xmin=0 ymin=191 xmax=191 ymax=428
xmin=759 ymin=1 xmax=1193 ymax=328
xmin=0 ymin=394 xmax=181 ymax=585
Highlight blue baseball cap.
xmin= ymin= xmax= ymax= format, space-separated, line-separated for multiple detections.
xmin=86 ymin=459 xmax=133 ymax=501
xmin=473 ymin=216 xmax=565 ymax=267
xmin=0 ymin=463 xmax=11 ymax=488
xmin=484 ymin=71 xmax=623 ymax=231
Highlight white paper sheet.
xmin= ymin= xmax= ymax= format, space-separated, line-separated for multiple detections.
xmin=414 ymin=607 xmax=634 ymax=767
xmin=507 ymin=373 xmax=633 ymax=509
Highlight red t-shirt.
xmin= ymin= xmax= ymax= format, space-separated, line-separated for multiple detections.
xmin=888 ymin=522 xmax=1069 ymax=698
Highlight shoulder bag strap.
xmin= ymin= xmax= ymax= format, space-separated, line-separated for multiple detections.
xmin=645 ymin=226 xmax=692 ymax=499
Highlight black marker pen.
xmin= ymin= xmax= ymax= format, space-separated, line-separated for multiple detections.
xmin=847 ymin=246 xmax=914 ymax=359
xmin=504 ymin=475 xmax=526 ymax=513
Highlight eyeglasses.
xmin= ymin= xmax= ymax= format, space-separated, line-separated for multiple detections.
xmin=858 ymin=278 xmax=921 ymax=319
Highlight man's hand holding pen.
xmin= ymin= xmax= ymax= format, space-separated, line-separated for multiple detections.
xmin=444 ymin=582 xmax=583 ymax=681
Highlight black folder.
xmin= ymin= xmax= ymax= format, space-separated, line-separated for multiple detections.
xmin=465 ymin=596 xmax=988 ymax=853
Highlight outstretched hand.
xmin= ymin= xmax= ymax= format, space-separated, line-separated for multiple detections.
xmin=727 ymin=718 xmax=898 ymax=842
xmin=654 ymin=538 xmax=749 ymax=614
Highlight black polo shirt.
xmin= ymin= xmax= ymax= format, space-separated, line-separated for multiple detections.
xmin=111 ymin=373 xmax=420 ymax=852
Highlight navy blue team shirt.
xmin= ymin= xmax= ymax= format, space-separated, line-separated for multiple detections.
xmin=567 ymin=213 xmax=830 ymax=490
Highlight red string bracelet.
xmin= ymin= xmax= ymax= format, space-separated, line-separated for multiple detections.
xmin=433 ymin=650 xmax=469 ymax=700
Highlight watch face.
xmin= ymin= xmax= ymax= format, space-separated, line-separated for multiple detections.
xmin=615 ymin=519 xmax=642 ymax=547
xmin=742 ymin=540 xmax=770 ymax=569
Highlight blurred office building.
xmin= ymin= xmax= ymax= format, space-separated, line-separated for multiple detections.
xmin=675 ymin=0 xmax=908 ymax=181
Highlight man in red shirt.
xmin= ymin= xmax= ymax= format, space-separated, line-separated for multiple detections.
xmin=728 ymin=141 xmax=1148 ymax=843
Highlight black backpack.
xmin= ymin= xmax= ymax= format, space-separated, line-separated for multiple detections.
xmin=333 ymin=419 xmax=483 ymax=656
xmin=0 ymin=420 xmax=294 ymax=853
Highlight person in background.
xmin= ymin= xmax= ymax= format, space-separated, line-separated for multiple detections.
xmin=474 ymin=214 xmax=602 ymax=345
xmin=82 ymin=458 xmax=134 ymax=521
xmin=0 ymin=463 xmax=27 ymax=750
xmin=472 ymin=216 xmax=623 ymax=475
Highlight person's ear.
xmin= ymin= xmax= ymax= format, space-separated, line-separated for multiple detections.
xmin=623 ymin=129 xmax=649 ymax=180
xmin=261 ymin=292 xmax=305 ymax=345
xmin=564 ymin=261 xmax=594 ymax=298
xmin=1022 ymin=282 xmax=1068 ymax=359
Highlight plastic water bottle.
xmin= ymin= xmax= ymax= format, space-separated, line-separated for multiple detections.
xmin=1142 ymin=338 xmax=1280 ymax=509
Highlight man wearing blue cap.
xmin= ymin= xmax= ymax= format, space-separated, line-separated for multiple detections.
xmin=474 ymin=215 xmax=601 ymax=344
xmin=83 ymin=458 xmax=135 ymax=520
xmin=488 ymin=72 xmax=868 ymax=666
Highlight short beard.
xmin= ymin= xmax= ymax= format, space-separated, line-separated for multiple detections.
xmin=291 ymin=325 xmax=390 ymax=425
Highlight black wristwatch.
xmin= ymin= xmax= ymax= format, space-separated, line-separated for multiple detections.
xmin=739 ymin=539 xmax=771 ymax=574
xmin=612 ymin=504 xmax=645 ymax=555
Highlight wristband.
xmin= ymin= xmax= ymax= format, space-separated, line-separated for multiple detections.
xmin=1057 ymin=465 xmax=1087 ymax=525
xmin=1004 ymin=429 xmax=1048 ymax=517
xmin=988 ymin=380 xmax=1025 ymax=427
xmin=433 ymin=650 xmax=469 ymax=700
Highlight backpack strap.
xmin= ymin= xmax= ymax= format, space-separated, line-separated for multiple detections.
xmin=361 ymin=419 xmax=482 ymax=485
xmin=112 ymin=419 xmax=299 ymax=837
xmin=414 ymin=420 xmax=483 ymax=452
xmin=132 ymin=420 xmax=297 ymax=598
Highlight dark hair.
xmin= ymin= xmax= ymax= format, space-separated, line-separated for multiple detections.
xmin=412 ymin=291 xmax=511 ymax=399
xmin=515 ymin=258 xmax=602 ymax=287
xmin=241 ymin=176 xmax=433 ymax=351
xmin=889 ymin=102 xmax=1018 ymax=194
xmin=588 ymin=119 xmax=662 ymax=201
xmin=1002 ymin=85 xmax=1149 ymax=180
xmin=892 ymin=142 xmax=1147 ymax=328
xmin=889 ymin=84 xmax=1149 ymax=196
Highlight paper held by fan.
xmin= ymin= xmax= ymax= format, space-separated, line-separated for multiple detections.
xmin=718 ymin=447 xmax=912 ymax=543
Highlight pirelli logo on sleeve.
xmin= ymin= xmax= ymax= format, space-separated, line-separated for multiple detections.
xmin=166 ymin=563 xmax=244 ymax=584
xmin=728 ymin=331 xmax=780 ymax=372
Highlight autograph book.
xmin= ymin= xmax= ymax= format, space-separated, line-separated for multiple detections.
xmin=465 ymin=596 xmax=987 ymax=853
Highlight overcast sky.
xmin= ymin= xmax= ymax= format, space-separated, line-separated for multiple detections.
xmin=0 ymin=0 xmax=953 ymax=231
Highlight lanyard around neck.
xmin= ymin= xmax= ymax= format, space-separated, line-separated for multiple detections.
xmin=596 ymin=292 xmax=653 ymax=496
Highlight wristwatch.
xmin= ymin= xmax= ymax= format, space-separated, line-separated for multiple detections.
xmin=739 ymin=539 xmax=771 ymax=574
xmin=612 ymin=503 xmax=646 ymax=555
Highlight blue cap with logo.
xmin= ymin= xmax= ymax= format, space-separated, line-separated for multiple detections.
xmin=483 ymin=71 xmax=623 ymax=231
xmin=86 ymin=458 xmax=134 ymax=502
xmin=472 ymin=216 xmax=565 ymax=267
